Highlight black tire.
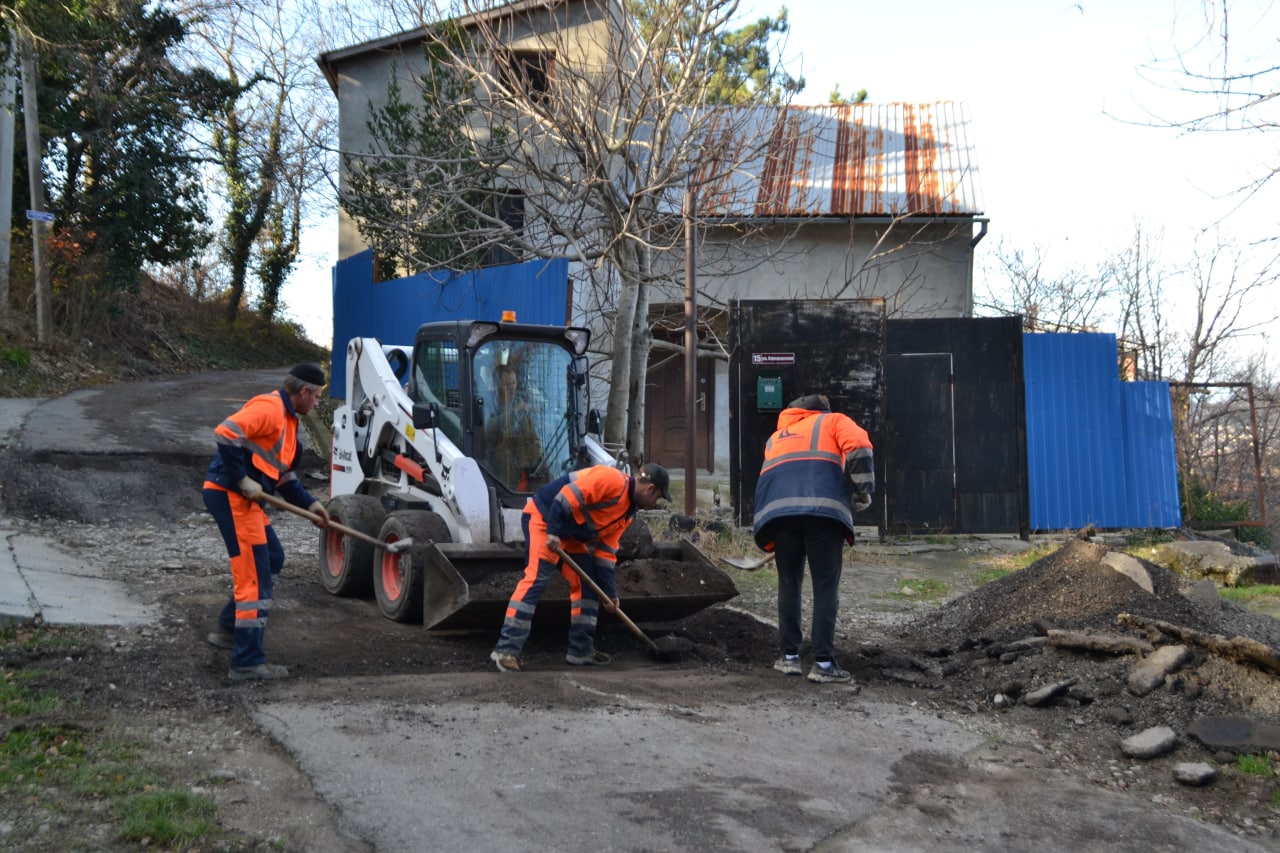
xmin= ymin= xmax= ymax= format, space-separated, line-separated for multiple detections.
xmin=318 ymin=494 xmax=385 ymax=597
xmin=374 ymin=510 xmax=452 ymax=623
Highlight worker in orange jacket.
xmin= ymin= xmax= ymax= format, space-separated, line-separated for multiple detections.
xmin=490 ymin=462 xmax=671 ymax=672
xmin=202 ymin=364 xmax=330 ymax=682
xmin=753 ymin=393 xmax=874 ymax=685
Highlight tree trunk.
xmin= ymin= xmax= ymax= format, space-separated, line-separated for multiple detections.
xmin=604 ymin=270 xmax=639 ymax=449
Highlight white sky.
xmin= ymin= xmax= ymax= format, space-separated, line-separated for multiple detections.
xmin=765 ymin=0 xmax=1280 ymax=336
xmin=284 ymin=0 xmax=1280 ymax=351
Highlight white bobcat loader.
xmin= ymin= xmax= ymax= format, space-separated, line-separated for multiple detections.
xmin=321 ymin=318 xmax=735 ymax=630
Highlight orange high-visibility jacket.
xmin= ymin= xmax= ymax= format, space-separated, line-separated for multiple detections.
xmin=205 ymin=389 xmax=314 ymax=508
xmin=753 ymin=406 xmax=874 ymax=549
xmin=531 ymin=465 xmax=637 ymax=564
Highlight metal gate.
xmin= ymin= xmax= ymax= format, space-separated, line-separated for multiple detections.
xmin=729 ymin=298 xmax=885 ymax=526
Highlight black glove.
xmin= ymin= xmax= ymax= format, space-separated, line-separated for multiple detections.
xmin=853 ymin=493 xmax=872 ymax=512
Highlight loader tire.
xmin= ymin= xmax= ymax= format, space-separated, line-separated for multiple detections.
xmin=318 ymin=494 xmax=385 ymax=597
xmin=374 ymin=510 xmax=452 ymax=623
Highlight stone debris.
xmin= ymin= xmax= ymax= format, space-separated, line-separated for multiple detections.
xmin=1101 ymin=551 xmax=1154 ymax=593
xmin=1023 ymin=678 xmax=1077 ymax=707
xmin=1172 ymin=761 xmax=1218 ymax=786
xmin=1188 ymin=715 xmax=1280 ymax=754
xmin=1152 ymin=539 xmax=1279 ymax=587
xmin=1122 ymin=725 xmax=1178 ymax=759
xmin=1127 ymin=644 xmax=1192 ymax=697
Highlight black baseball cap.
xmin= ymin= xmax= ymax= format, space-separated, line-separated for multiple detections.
xmin=640 ymin=463 xmax=672 ymax=501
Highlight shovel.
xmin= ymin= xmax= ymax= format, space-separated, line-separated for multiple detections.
xmin=552 ymin=545 xmax=692 ymax=660
xmin=256 ymin=491 xmax=414 ymax=553
xmin=722 ymin=551 xmax=776 ymax=571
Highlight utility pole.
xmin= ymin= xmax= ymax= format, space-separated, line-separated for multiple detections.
xmin=0 ymin=29 xmax=15 ymax=323
xmin=19 ymin=30 xmax=51 ymax=346
xmin=683 ymin=188 xmax=697 ymax=518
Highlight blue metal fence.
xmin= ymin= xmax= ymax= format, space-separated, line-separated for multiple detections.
xmin=1024 ymin=332 xmax=1181 ymax=530
xmin=328 ymin=251 xmax=569 ymax=395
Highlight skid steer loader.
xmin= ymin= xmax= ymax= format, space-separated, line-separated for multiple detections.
xmin=321 ymin=317 xmax=736 ymax=630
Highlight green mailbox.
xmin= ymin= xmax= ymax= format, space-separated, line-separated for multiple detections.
xmin=757 ymin=376 xmax=783 ymax=410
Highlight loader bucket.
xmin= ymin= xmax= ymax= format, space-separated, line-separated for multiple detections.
xmin=422 ymin=539 xmax=738 ymax=632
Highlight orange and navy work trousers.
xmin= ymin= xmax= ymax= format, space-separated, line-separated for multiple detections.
xmin=203 ymin=483 xmax=285 ymax=668
xmin=493 ymin=506 xmax=605 ymax=658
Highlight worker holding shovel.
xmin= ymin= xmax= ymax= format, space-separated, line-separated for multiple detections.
xmin=490 ymin=462 xmax=671 ymax=672
xmin=753 ymin=394 xmax=874 ymax=684
xmin=201 ymin=363 xmax=331 ymax=682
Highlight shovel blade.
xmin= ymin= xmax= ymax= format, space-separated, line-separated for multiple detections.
xmin=721 ymin=552 xmax=774 ymax=570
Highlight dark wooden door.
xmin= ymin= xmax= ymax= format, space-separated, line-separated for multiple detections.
xmin=645 ymin=352 xmax=713 ymax=471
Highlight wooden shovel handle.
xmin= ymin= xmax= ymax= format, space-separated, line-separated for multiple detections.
xmin=552 ymin=545 xmax=660 ymax=653
xmin=256 ymin=490 xmax=385 ymax=550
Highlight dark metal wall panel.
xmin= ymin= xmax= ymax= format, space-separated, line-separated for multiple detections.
xmin=1024 ymin=333 xmax=1128 ymax=529
xmin=1120 ymin=381 xmax=1182 ymax=528
xmin=885 ymin=316 xmax=1027 ymax=534
xmin=729 ymin=299 xmax=885 ymax=525
xmin=885 ymin=354 xmax=955 ymax=531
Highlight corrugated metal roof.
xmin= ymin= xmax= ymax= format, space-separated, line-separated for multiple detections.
xmin=693 ymin=102 xmax=983 ymax=219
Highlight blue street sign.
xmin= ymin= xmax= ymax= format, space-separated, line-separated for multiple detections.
xmin=25 ymin=210 xmax=54 ymax=223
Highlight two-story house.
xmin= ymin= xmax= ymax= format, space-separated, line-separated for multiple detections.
xmin=318 ymin=0 xmax=985 ymax=476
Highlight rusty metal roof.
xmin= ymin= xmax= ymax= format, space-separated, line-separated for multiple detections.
xmin=692 ymin=102 xmax=983 ymax=219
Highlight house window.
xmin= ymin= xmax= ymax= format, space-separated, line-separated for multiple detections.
xmin=486 ymin=190 xmax=526 ymax=266
xmin=498 ymin=50 xmax=554 ymax=102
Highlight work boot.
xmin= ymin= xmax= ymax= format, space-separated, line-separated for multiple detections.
xmin=490 ymin=650 xmax=522 ymax=672
xmin=806 ymin=662 xmax=853 ymax=684
xmin=228 ymin=663 xmax=290 ymax=682
xmin=206 ymin=629 xmax=234 ymax=650
xmin=772 ymin=655 xmax=802 ymax=676
xmin=565 ymin=649 xmax=611 ymax=666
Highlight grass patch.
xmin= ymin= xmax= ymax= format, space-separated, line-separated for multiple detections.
xmin=1235 ymin=753 xmax=1276 ymax=776
xmin=885 ymin=577 xmax=949 ymax=601
xmin=974 ymin=565 xmax=1013 ymax=586
xmin=0 ymin=625 xmax=226 ymax=849
xmin=116 ymin=789 xmax=218 ymax=845
xmin=1220 ymin=584 xmax=1280 ymax=604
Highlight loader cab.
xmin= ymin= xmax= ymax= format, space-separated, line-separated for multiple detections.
xmin=409 ymin=319 xmax=595 ymax=506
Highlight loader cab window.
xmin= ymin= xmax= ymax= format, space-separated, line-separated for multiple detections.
xmin=475 ymin=339 xmax=576 ymax=493
xmin=411 ymin=340 xmax=465 ymax=447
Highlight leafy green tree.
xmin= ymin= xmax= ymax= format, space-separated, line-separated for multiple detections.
xmin=828 ymin=84 xmax=868 ymax=104
xmin=341 ymin=39 xmax=503 ymax=278
xmin=626 ymin=1 xmax=803 ymax=104
xmin=17 ymin=0 xmax=227 ymax=302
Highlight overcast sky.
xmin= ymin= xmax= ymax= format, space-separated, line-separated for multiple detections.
xmin=285 ymin=0 xmax=1279 ymax=350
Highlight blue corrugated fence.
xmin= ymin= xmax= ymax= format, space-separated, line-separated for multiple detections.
xmin=328 ymin=251 xmax=570 ymax=396
xmin=1024 ymin=333 xmax=1181 ymax=530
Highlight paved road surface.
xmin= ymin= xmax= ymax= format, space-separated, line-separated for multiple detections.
xmin=0 ymin=370 xmax=1272 ymax=852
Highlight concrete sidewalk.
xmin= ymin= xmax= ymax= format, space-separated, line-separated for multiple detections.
xmin=0 ymin=523 xmax=156 ymax=628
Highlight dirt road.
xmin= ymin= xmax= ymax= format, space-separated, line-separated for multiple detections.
xmin=0 ymin=369 xmax=1276 ymax=851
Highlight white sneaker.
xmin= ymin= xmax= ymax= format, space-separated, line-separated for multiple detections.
xmin=490 ymin=650 xmax=522 ymax=672
xmin=773 ymin=656 xmax=802 ymax=676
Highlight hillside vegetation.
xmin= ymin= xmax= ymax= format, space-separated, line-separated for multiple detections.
xmin=0 ymin=280 xmax=328 ymax=398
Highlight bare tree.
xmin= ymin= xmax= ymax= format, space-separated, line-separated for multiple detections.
xmin=176 ymin=0 xmax=334 ymax=324
xmin=976 ymin=238 xmax=1118 ymax=333
xmin=337 ymin=0 xmax=798 ymax=458
xmin=1140 ymin=2 xmax=1280 ymax=218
